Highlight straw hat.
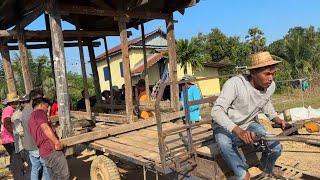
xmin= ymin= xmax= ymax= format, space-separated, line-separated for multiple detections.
xmin=247 ymin=51 xmax=281 ymax=70
xmin=6 ymin=93 xmax=19 ymax=103
xmin=181 ymin=75 xmax=196 ymax=85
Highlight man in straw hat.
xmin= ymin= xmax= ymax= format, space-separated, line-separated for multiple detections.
xmin=11 ymin=94 xmax=31 ymax=179
xmin=1 ymin=93 xmax=19 ymax=175
xmin=179 ymin=75 xmax=202 ymax=123
xmin=211 ymin=51 xmax=288 ymax=179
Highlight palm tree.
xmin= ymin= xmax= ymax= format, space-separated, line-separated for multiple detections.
xmin=245 ymin=27 xmax=266 ymax=53
xmin=176 ymin=38 xmax=208 ymax=74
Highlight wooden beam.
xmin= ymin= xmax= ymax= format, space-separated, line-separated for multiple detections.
xmin=61 ymin=111 xmax=184 ymax=146
xmin=47 ymin=0 xmax=72 ymax=138
xmin=45 ymin=13 xmax=56 ymax=88
xmin=141 ymin=23 xmax=150 ymax=99
xmin=77 ymin=24 xmax=92 ymax=115
xmin=166 ymin=13 xmax=179 ymax=111
xmin=13 ymin=5 xmax=44 ymax=30
xmin=103 ymin=37 xmax=114 ymax=113
xmin=17 ymin=28 xmax=34 ymax=94
xmin=70 ymin=111 xmax=127 ymax=123
xmin=118 ymin=16 xmax=134 ymax=123
xmin=8 ymin=41 xmax=101 ymax=50
xmin=0 ymin=42 xmax=17 ymax=96
xmin=59 ymin=4 xmax=170 ymax=19
xmin=88 ymin=40 xmax=102 ymax=105
xmin=90 ymin=0 xmax=115 ymax=10
xmin=0 ymin=30 xmax=127 ymax=39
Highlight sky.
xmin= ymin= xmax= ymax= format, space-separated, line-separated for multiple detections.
xmin=6 ymin=0 xmax=320 ymax=74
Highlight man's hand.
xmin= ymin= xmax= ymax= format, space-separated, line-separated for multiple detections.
xmin=232 ymin=126 xmax=256 ymax=144
xmin=54 ymin=141 xmax=64 ymax=151
xmin=273 ymin=117 xmax=288 ymax=130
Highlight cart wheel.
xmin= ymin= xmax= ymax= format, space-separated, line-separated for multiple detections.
xmin=90 ymin=155 xmax=120 ymax=180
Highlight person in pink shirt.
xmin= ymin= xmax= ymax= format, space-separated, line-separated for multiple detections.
xmin=1 ymin=93 xmax=19 ymax=173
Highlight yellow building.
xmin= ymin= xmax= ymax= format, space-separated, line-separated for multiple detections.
xmin=95 ymin=29 xmax=227 ymax=96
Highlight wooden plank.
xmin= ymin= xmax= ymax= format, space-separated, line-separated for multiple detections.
xmin=166 ymin=13 xmax=179 ymax=111
xmin=0 ymin=42 xmax=17 ymax=96
xmin=108 ymin=137 xmax=159 ymax=153
xmin=17 ymin=28 xmax=33 ymax=94
xmin=93 ymin=139 xmax=161 ymax=162
xmin=116 ymin=133 xmax=159 ymax=146
xmin=8 ymin=41 xmax=101 ymax=50
xmin=47 ymin=0 xmax=72 ymax=138
xmin=70 ymin=111 xmax=127 ymax=123
xmin=61 ymin=111 xmax=184 ymax=146
xmin=118 ymin=16 xmax=134 ymax=123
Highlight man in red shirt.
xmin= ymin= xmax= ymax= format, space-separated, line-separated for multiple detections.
xmin=28 ymin=97 xmax=69 ymax=180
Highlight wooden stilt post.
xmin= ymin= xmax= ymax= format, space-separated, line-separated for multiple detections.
xmin=141 ymin=23 xmax=150 ymax=100
xmin=46 ymin=0 xmax=72 ymax=138
xmin=118 ymin=16 xmax=134 ymax=123
xmin=17 ymin=27 xmax=34 ymax=94
xmin=0 ymin=41 xmax=17 ymax=96
xmin=45 ymin=13 xmax=56 ymax=87
xmin=76 ymin=26 xmax=91 ymax=115
xmin=87 ymin=40 xmax=102 ymax=104
xmin=166 ymin=13 xmax=179 ymax=111
xmin=103 ymin=37 xmax=114 ymax=113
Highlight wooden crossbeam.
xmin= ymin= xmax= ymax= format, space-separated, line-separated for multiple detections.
xmin=61 ymin=111 xmax=184 ymax=146
xmin=8 ymin=41 xmax=101 ymax=50
xmin=59 ymin=4 xmax=170 ymax=19
xmin=0 ymin=30 xmax=131 ymax=39
xmin=13 ymin=5 xmax=44 ymax=30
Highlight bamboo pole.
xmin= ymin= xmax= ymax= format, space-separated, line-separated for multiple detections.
xmin=46 ymin=0 xmax=72 ymax=138
xmin=118 ymin=16 xmax=134 ymax=123
xmin=166 ymin=13 xmax=179 ymax=111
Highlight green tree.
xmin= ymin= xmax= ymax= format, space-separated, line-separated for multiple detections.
xmin=245 ymin=27 xmax=266 ymax=53
xmin=268 ymin=26 xmax=320 ymax=78
xmin=176 ymin=37 xmax=208 ymax=74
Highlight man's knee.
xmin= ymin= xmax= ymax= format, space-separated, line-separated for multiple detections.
xmin=271 ymin=141 xmax=282 ymax=155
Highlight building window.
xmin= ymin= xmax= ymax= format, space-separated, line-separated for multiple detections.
xmin=103 ymin=66 xmax=110 ymax=81
xmin=120 ymin=62 xmax=124 ymax=77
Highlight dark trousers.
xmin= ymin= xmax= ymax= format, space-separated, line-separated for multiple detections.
xmin=3 ymin=143 xmax=31 ymax=180
xmin=12 ymin=150 xmax=31 ymax=180
xmin=3 ymin=143 xmax=14 ymax=170
xmin=43 ymin=151 xmax=70 ymax=180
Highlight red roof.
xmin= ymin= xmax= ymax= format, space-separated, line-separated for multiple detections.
xmin=96 ymin=28 xmax=165 ymax=61
xmin=131 ymin=53 xmax=164 ymax=74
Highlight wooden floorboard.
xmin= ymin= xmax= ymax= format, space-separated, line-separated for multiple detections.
xmin=93 ymin=139 xmax=161 ymax=163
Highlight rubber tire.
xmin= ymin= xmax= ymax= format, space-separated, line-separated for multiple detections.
xmin=90 ymin=155 xmax=121 ymax=180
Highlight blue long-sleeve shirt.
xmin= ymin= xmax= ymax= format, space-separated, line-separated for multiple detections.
xmin=180 ymin=85 xmax=202 ymax=122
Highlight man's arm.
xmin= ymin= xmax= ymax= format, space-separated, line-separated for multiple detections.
xmin=211 ymin=79 xmax=238 ymax=131
xmin=40 ymin=123 xmax=63 ymax=150
xmin=263 ymin=100 xmax=288 ymax=129
xmin=4 ymin=117 xmax=13 ymax=133
xmin=212 ymin=79 xmax=256 ymax=144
